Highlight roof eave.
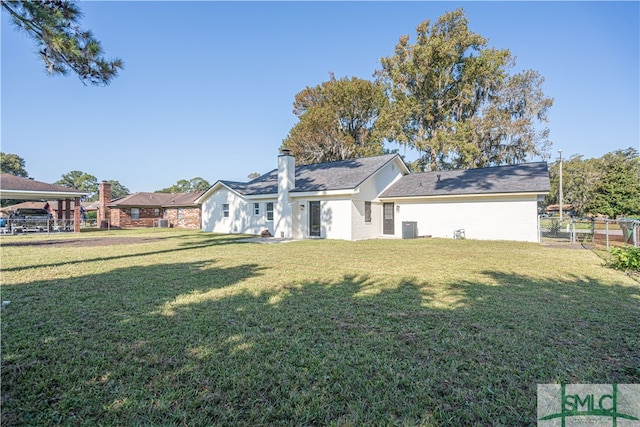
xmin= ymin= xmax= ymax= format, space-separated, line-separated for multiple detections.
xmin=195 ymin=181 xmax=247 ymax=203
xmin=378 ymin=190 xmax=550 ymax=201
xmin=245 ymin=193 xmax=277 ymax=200
xmin=0 ymin=189 xmax=89 ymax=199
xmin=290 ymin=188 xmax=357 ymax=198
xmin=107 ymin=203 xmax=164 ymax=208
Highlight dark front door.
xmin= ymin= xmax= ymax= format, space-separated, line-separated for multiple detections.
xmin=309 ymin=201 xmax=321 ymax=237
xmin=383 ymin=203 xmax=394 ymax=235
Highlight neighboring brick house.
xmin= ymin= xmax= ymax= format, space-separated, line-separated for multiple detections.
xmin=101 ymin=181 xmax=203 ymax=229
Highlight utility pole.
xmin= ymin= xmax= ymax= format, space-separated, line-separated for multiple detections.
xmin=558 ymin=149 xmax=563 ymax=222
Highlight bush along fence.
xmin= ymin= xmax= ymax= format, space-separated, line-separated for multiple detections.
xmin=539 ymin=217 xmax=639 ymax=250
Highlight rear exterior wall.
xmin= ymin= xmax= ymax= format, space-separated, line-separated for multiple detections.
xmin=164 ymin=207 xmax=201 ymax=229
xmin=110 ymin=207 xmax=201 ymax=229
xmin=390 ymin=195 xmax=541 ymax=242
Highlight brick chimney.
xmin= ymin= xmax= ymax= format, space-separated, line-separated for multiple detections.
xmin=98 ymin=180 xmax=112 ymax=228
xmin=275 ymin=149 xmax=295 ymax=238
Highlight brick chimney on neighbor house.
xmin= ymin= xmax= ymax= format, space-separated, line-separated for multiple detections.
xmin=275 ymin=148 xmax=295 ymax=238
xmin=98 ymin=180 xmax=112 ymax=228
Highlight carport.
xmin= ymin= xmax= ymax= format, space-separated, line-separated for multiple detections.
xmin=0 ymin=174 xmax=89 ymax=232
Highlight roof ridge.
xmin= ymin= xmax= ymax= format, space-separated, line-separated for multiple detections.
xmin=295 ymin=153 xmax=397 ymax=169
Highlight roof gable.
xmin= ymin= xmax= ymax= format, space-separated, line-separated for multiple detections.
xmin=293 ymin=154 xmax=403 ymax=193
xmin=379 ymin=162 xmax=550 ymax=198
xmin=224 ymin=154 xmax=404 ymax=196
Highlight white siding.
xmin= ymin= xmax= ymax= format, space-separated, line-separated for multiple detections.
xmin=351 ymin=200 xmax=382 ymax=240
xmin=275 ymin=154 xmax=295 ymax=238
xmin=351 ymin=157 xmax=406 ymax=240
xmin=361 ymin=157 xmax=406 ymax=200
xmin=322 ymin=198 xmax=352 ymax=240
xmin=392 ymin=195 xmax=540 ymax=242
xmin=291 ymin=196 xmax=352 ymax=240
xmin=292 ymin=199 xmax=306 ymax=239
xmin=200 ymin=187 xmax=275 ymax=235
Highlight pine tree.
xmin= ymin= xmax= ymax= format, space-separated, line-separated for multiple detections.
xmin=2 ymin=0 xmax=123 ymax=86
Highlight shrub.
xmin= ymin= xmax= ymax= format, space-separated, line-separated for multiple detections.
xmin=608 ymin=246 xmax=640 ymax=271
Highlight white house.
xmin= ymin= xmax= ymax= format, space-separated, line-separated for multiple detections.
xmin=198 ymin=151 xmax=409 ymax=240
xmin=379 ymin=162 xmax=550 ymax=242
xmin=197 ymin=151 xmax=550 ymax=242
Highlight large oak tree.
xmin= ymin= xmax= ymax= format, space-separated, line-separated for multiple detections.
xmin=375 ymin=9 xmax=553 ymax=170
xmin=282 ymin=74 xmax=388 ymax=164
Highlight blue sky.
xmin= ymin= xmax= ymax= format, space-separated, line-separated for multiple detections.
xmin=2 ymin=1 xmax=638 ymax=193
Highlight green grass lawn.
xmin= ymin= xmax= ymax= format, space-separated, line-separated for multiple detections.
xmin=1 ymin=230 xmax=638 ymax=426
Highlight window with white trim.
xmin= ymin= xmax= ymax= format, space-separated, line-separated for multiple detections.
xmin=266 ymin=202 xmax=274 ymax=221
xmin=222 ymin=204 xmax=229 ymax=218
xmin=254 ymin=202 xmax=260 ymax=216
xmin=131 ymin=208 xmax=140 ymax=220
xmin=364 ymin=201 xmax=372 ymax=223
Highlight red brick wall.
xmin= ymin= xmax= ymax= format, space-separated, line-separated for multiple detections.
xmin=164 ymin=207 xmax=201 ymax=229
xmin=98 ymin=181 xmax=112 ymax=228
xmin=111 ymin=207 xmax=201 ymax=229
xmin=113 ymin=208 xmax=162 ymax=228
xmin=110 ymin=208 xmax=121 ymax=227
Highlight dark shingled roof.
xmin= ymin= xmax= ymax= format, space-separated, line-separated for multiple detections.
xmin=107 ymin=191 xmax=205 ymax=208
xmin=379 ymin=162 xmax=550 ymax=198
xmin=224 ymin=154 xmax=401 ymax=195
xmin=0 ymin=174 xmax=86 ymax=194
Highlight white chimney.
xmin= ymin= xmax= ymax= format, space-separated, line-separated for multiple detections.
xmin=275 ymin=149 xmax=295 ymax=238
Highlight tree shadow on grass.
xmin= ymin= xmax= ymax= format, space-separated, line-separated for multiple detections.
xmin=1 ymin=265 xmax=638 ymax=426
xmin=1 ymin=233 xmax=249 ymax=273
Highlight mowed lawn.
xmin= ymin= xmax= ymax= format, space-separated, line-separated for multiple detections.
xmin=1 ymin=230 xmax=638 ymax=426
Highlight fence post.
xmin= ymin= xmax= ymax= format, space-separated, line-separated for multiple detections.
xmin=605 ymin=220 xmax=610 ymax=251
xmin=570 ymin=222 xmax=574 ymax=243
xmin=538 ymin=215 xmax=541 ymax=243
xmin=74 ymin=197 xmax=81 ymax=233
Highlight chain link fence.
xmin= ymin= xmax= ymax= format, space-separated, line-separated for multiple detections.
xmin=1 ymin=218 xmax=110 ymax=235
xmin=539 ymin=216 xmax=639 ymax=249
